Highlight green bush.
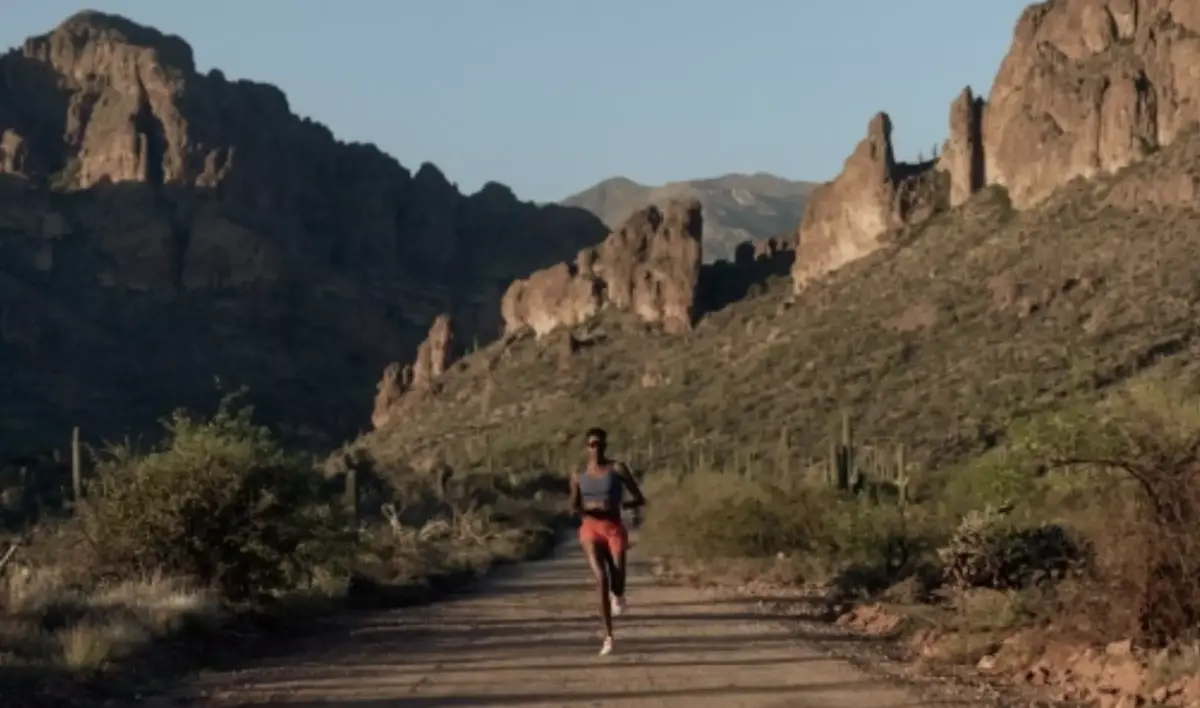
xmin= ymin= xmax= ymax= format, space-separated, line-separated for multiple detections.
xmin=642 ymin=469 xmax=928 ymax=586
xmin=641 ymin=471 xmax=826 ymax=560
xmin=77 ymin=394 xmax=349 ymax=601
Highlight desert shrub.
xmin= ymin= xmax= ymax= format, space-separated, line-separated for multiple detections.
xmin=937 ymin=503 xmax=1083 ymax=591
xmin=820 ymin=501 xmax=942 ymax=599
xmin=76 ymin=394 xmax=349 ymax=602
xmin=1020 ymin=380 xmax=1200 ymax=646
xmin=640 ymin=470 xmax=826 ymax=560
xmin=642 ymin=468 xmax=932 ymax=592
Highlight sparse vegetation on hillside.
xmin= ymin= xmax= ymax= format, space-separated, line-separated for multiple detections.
xmin=360 ymin=130 xmax=1200 ymax=478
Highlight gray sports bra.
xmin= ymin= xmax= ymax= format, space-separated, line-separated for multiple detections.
xmin=578 ymin=466 xmax=623 ymax=507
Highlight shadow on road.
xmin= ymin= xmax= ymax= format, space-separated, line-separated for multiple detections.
xmin=236 ymin=680 xmax=946 ymax=707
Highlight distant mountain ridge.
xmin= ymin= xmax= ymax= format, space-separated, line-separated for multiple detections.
xmin=561 ymin=172 xmax=816 ymax=263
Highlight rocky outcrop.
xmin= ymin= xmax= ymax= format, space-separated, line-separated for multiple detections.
xmin=790 ymin=0 xmax=1200 ymax=293
xmin=0 ymin=12 xmax=607 ymax=453
xmin=371 ymin=314 xmax=454 ymax=429
xmin=790 ymin=113 xmax=945 ymax=290
xmin=561 ymin=173 xmax=816 ymax=264
xmin=502 ymin=200 xmax=704 ymax=337
xmin=943 ymin=0 xmax=1200 ymax=210
xmin=414 ymin=314 xmax=454 ymax=388
xmin=371 ymin=363 xmax=409 ymax=431
xmin=741 ymin=236 xmax=793 ymax=266
xmin=940 ymin=88 xmax=987 ymax=208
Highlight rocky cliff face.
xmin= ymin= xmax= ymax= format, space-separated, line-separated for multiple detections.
xmin=940 ymin=88 xmax=987 ymax=208
xmin=791 ymin=113 xmax=946 ymax=290
xmin=371 ymin=314 xmax=454 ymax=430
xmin=965 ymin=0 xmax=1200 ymax=210
xmin=790 ymin=0 xmax=1200 ymax=289
xmin=502 ymin=200 xmax=704 ymax=337
xmin=0 ymin=12 xmax=607 ymax=453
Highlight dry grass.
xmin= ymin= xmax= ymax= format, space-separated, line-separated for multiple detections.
xmin=0 ymin=568 xmax=220 ymax=675
xmin=346 ymin=485 xmax=565 ymax=607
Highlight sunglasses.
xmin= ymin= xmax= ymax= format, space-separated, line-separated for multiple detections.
xmin=586 ymin=439 xmax=603 ymax=448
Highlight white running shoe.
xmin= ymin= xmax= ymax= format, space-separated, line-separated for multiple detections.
xmin=599 ymin=635 xmax=614 ymax=656
xmin=611 ymin=595 xmax=627 ymax=617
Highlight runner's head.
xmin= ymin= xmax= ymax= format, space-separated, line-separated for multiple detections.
xmin=584 ymin=427 xmax=607 ymax=460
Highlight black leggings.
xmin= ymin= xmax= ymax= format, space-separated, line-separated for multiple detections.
xmin=603 ymin=548 xmax=626 ymax=597
xmin=585 ymin=542 xmax=626 ymax=596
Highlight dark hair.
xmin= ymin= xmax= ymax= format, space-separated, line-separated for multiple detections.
xmin=584 ymin=427 xmax=607 ymax=443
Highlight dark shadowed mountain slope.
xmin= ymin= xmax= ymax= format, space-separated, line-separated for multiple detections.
xmin=0 ymin=11 xmax=608 ymax=454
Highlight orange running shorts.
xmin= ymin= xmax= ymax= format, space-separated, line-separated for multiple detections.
xmin=579 ymin=516 xmax=628 ymax=556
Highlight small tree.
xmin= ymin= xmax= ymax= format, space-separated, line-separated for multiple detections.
xmin=1021 ymin=381 xmax=1200 ymax=647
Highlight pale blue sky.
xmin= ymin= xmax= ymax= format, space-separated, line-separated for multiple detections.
xmin=3 ymin=1 xmax=1031 ymax=202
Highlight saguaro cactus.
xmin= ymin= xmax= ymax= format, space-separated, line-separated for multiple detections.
xmin=834 ymin=411 xmax=855 ymax=492
xmin=0 ymin=542 xmax=19 ymax=576
xmin=345 ymin=465 xmax=360 ymax=531
xmin=894 ymin=443 xmax=910 ymax=507
xmin=71 ymin=426 xmax=83 ymax=504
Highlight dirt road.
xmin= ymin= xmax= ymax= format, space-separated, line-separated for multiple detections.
xmin=164 ymin=544 xmax=995 ymax=708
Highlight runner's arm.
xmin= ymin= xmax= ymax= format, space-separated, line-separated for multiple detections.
xmin=615 ymin=462 xmax=646 ymax=509
xmin=567 ymin=472 xmax=583 ymax=515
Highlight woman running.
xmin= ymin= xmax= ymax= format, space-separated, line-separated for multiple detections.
xmin=569 ymin=427 xmax=646 ymax=656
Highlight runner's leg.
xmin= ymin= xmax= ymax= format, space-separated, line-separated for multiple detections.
xmin=611 ymin=547 xmax=627 ymax=598
xmin=609 ymin=524 xmax=628 ymax=614
xmin=582 ymin=539 xmax=613 ymax=641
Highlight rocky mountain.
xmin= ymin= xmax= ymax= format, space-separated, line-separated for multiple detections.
xmin=792 ymin=0 xmax=1200 ymax=289
xmin=367 ymin=197 xmax=799 ymax=434
xmin=358 ymin=0 xmax=1200 ymax=477
xmin=0 ymin=11 xmax=608 ymax=454
xmin=561 ymin=173 xmax=815 ymax=263
xmin=502 ymin=199 xmax=704 ymax=338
